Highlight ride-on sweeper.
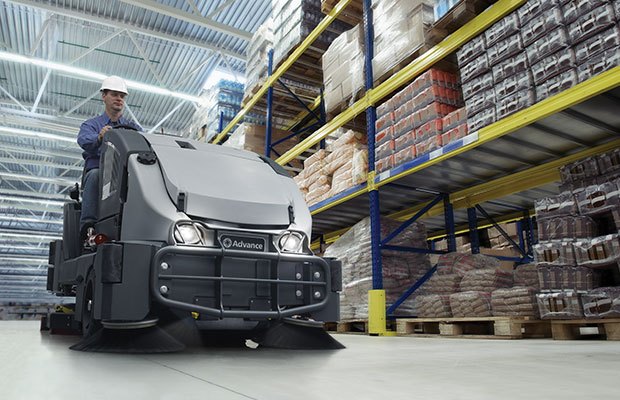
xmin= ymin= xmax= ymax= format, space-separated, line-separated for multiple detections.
xmin=44 ymin=128 xmax=343 ymax=352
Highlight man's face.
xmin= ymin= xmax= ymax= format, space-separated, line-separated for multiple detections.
xmin=102 ymin=90 xmax=127 ymax=113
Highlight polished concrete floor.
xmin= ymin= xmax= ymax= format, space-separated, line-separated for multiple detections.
xmin=1 ymin=320 xmax=619 ymax=400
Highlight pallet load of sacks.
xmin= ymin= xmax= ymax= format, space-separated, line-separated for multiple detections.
xmin=293 ymin=129 xmax=368 ymax=206
xmin=323 ymin=216 xmax=432 ymax=320
xmin=415 ymin=252 xmax=540 ymax=318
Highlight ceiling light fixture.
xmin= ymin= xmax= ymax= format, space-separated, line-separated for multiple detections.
xmin=0 ymin=126 xmax=75 ymax=143
xmin=0 ymin=50 xmax=204 ymax=104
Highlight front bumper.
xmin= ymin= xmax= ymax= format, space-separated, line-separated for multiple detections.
xmin=151 ymin=245 xmax=340 ymax=320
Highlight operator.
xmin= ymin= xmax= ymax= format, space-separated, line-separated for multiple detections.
xmin=77 ymin=75 xmax=141 ymax=246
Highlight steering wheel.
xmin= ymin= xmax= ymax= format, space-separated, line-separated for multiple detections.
xmin=111 ymin=124 xmax=139 ymax=131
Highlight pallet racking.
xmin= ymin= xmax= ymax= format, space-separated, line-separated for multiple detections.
xmin=213 ymin=0 xmax=620 ymax=326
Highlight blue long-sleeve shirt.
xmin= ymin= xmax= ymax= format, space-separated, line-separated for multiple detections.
xmin=77 ymin=113 xmax=142 ymax=171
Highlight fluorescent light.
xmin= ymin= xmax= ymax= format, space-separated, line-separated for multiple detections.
xmin=0 ymin=256 xmax=50 ymax=264
xmin=0 ymin=172 xmax=77 ymax=186
xmin=0 ymin=126 xmax=75 ymax=143
xmin=0 ymin=232 xmax=61 ymax=241
xmin=0 ymin=50 xmax=203 ymax=103
xmin=0 ymin=216 xmax=63 ymax=225
xmin=0 ymin=195 xmax=66 ymax=207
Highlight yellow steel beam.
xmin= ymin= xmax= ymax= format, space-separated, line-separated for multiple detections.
xmin=313 ymin=139 xmax=618 ymax=248
xmin=211 ymin=0 xmax=353 ymax=145
xmin=310 ymin=226 xmax=351 ymax=251
xmin=377 ymin=65 xmax=620 ymax=187
xmin=275 ymin=0 xmax=526 ymax=165
xmin=309 ymin=185 xmax=368 ymax=215
xmin=389 ymin=139 xmax=620 ymax=222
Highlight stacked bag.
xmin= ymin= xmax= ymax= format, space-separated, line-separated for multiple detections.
xmin=323 ymin=216 xmax=432 ymax=320
xmin=272 ymin=0 xmax=351 ymax=66
xmin=374 ymin=68 xmax=464 ymax=173
xmin=293 ymin=129 xmax=368 ymax=206
xmin=372 ymin=0 xmax=435 ymax=82
xmin=415 ymin=253 xmax=542 ymax=318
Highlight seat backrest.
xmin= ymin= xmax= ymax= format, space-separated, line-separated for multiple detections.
xmin=62 ymin=202 xmax=81 ymax=260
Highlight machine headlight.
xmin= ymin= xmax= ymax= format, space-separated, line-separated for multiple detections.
xmin=173 ymin=222 xmax=215 ymax=246
xmin=174 ymin=223 xmax=202 ymax=245
xmin=278 ymin=231 xmax=305 ymax=253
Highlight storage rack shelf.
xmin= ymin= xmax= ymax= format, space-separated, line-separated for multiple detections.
xmin=211 ymin=0 xmax=357 ymax=145
xmin=310 ymin=70 xmax=620 ymax=239
xmin=213 ymin=0 xmax=620 ymax=317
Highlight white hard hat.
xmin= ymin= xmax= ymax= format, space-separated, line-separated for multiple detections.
xmin=100 ymin=76 xmax=128 ymax=94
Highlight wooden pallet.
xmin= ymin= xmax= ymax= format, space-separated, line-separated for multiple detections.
xmin=550 ymin=318 xmax=620 ymax=341
xmin=321 ymin=0 xmax=364 ymax=26
xmin=325 ymin=319 xmax=398 ymax=334
xmin=396 ymin=317 xmax=551 ymax=339
xmin=329 ymin=319 xmax=369 ymax=334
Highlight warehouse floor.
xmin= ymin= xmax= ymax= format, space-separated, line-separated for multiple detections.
xmin=1 ymin=320 xmax=618 ymax=400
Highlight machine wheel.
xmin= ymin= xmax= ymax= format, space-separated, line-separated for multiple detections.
xmin=81 ymin=270 xmax=102 ymax=338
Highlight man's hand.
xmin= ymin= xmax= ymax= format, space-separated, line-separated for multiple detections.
xmin=98 ymin=125 xmax=112 ymax=142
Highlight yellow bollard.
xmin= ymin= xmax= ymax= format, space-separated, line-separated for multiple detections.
xmin=368 ymin=289 xmax=386 ymax=335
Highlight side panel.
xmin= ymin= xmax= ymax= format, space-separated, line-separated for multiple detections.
xmin=98 ymin=129 xmax=151 ymax=222
xmin=121 ymin=155 xmax=186 ymax=241
xmin=62 ymin=202 xmax=81 ymax=260
xmin=95 ymin=243 xmax=157 ymax=321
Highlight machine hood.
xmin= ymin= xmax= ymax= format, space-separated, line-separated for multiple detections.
xmin=145 ymin=137 xmax=293 ymax=227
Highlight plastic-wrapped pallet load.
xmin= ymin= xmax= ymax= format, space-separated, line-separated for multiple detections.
xmin=244 ymin=22 xmax=273 ymax=100
xmin=322 ymin=24 xmax=365 ymax=114
xmin=271 ymin=0 xmax=350 ymax=66
xmin=534 ymin=191 xmax=579 ymax=220
xmin=537 ymin=290 xmax=584 ymax=319
xmin=433 ymin=0 xmax=460 ymax=21
xmin=582 ymin=287 xmax=620 ymax=318
xmin=372 ymin=0 xmax=435 ymax=82
xmin=201 ymin=80 xmax=246 ymax=141
xmin=533 ymin=240 xmax=573 ymax=266
xmin=573 ymin=234 xmax=620 ymax=269
xmin=537 ymin=264 xmax=602 ymax=292
xmin=323 ymin=216 xmax=431 ymax=319
xmin=454 ymin=0 xmax=620 ymax=134
xmin=491 ymin=287 xmax=540 ymax=318
xmin=537 ymin=215 xmax=597 ymax=241
xmin=575 ymin=181 xmax=620 ymax=216
xmin=564 ymin=2 xmax=620 ymax=84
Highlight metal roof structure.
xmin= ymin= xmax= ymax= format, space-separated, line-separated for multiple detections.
xmin=0 ymin=0 xmax=271 ymax=303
